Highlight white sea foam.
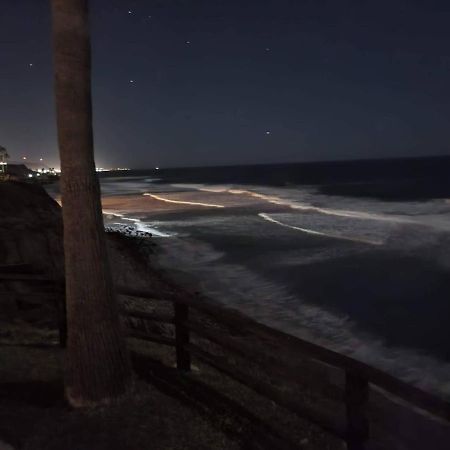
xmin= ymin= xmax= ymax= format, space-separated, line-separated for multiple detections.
xmin=97 ymin=177 xmax=450 ymax=396
xmin=103 ymin=210 xmax=172 ymax=237
xmin=258 ymin=212 xmax=384 ymax=245
xmin=172 ymin=183 xmax=450 ymax=237
xmin=157 ymin=237 xmax=450 ymax=398
xmin=143 ymin=193 xmax=225 ymax=208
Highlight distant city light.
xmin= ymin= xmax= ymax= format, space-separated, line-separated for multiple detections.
xmin=39 ymin=158 xmax=43 ymax=161
xmin=155 ymin=167 xmax=159 ymax=170
xmin=22 ymin=156 xmax=27 ymax=160
xmin=95 ymin=167 xmax=130 ymax=172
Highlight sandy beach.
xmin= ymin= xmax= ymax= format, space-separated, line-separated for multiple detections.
xmin=85 ymin=176 xmax=450 ymax=410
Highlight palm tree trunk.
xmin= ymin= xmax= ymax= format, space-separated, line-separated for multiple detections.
xmin=51 ymin=0 xmax=132 ymax=407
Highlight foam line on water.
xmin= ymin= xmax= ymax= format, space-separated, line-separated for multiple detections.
xmin=156 ymin=237 xmax=450 ymax=398
xmin=143 ymin=193 xmax=225 ymax=208
xmin=103 ymin=210 xmax=171 ymax=237
xmin=258 ymin=213 xmax=383 ymax=245
xmin=198 ymin=186 xmax=410 ymax=223
xmin=174 ymin=183 xmax=450 ymax=233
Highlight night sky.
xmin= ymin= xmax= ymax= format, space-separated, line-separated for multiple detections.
xmin=1 ymin=0 xmax=450 ymax=169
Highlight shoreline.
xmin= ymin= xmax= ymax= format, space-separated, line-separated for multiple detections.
xmin=2 ymin=181 xmax=450 ymax=449
xmin=97 ymin=186 xmax=450 ymax=399
xmin=8 ymin=182 xmax=450 ymax=399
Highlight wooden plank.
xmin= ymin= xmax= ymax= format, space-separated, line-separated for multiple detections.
xmin=175 ymin=303 xmax=191 ymax=371
xmin=6 ymin=292 xmax=60 ymax=300
xmin=187 ymin=342 xmax=346 ymax=439
xmin=116 ymin=286 xmax=172 ymax=302
xmin=127 ymin=330 xmax=175 ymax=347
xmin=0 ymin=273 xmax=56 ymax=282
xmin=188 ymin=300 xmax=450 ymax=424
xmin=118 ymin=287 xmax=450 ymax=426
xmin=121 ymin=308 xmax=174 ymax=324
xmin=131 ymin=351 xmax=300 ymax=450
xmin=188 ymin=317 xmax=343 ymax=402
xmin=0 ymin=264 xmax=34 ymax=274
xmin=345 ymin=370 xmax=369 ymax=450
xmin=0 ymin=342 xmax=60 ymax=349
xmin=368 ymin=387 xmax=450 ymax=450
xmin=364 ymin=370 xmax=450 ymax=424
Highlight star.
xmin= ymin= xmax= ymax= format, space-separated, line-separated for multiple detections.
xmin=265 ymin=48 xmax=271 ymax=52
xmin=265 ymin=130 xmax=271 ymax=135
xmin=129 ymin=79 xmax=134 ymax=83
xmin=29 ymin=63 xmax=33 ymax=67
xmin=186 ymin=41 xmax=191 ymax=44
xmin=128 ymin=10 xmax=132 ymax=14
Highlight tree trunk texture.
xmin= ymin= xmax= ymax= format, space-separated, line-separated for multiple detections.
xmin=51 ymin=0 xmax=132 ymax=407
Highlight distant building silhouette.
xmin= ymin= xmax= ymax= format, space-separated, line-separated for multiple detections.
xmin=0 ymin=146 xmax=9 ymax=176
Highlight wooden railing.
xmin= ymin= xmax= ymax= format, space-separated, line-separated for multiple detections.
xmin=116 ymin=287 xmax=450 ymax=450
xmin=2 ymin=267 xmax=449 ymax=450
xmin=0 ymin=265 xmax=66 ymax=346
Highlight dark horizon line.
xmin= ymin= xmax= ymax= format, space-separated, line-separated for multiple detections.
xmin=112 ymin=152 xmax=450 ymax=173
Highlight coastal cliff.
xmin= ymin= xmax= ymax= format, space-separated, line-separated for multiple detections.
xmin=0 ymin=182 xmax=63 ymax=275
xmin=0 ymin=181 xmax=172 ymax=333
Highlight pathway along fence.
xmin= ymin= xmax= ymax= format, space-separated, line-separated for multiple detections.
xmin=115 ymin=287 xmax=450 ymax=450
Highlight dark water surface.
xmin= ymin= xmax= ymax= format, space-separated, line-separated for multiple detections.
xmin=99 ymin=156 xmax=450 ymax=395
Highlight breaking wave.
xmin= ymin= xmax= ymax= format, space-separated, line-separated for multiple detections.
xmin=157 ymin=237 xmax=450 ymax=398
xmin=258 ymin=212 xmax=384 ymax=245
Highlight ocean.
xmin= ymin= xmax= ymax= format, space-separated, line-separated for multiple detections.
xmin=99 ymin=156 xmax=450 ymax=397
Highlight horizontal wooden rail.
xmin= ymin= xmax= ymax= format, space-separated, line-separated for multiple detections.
xmin=121 ymin=308 xmax=174 ymax=324
xmin=118 ymin=288 xmax=450 ymax=449
xmin=116 ymin=286 xmax=172 ymax=302
xmin=185 ymin=299 xmax=450 ymax=424
xmin=7 ymin=291 xmax=60 ymax=300
xmin=188 ymin=317 xmax=343 ymax=402
xmin=0 ymin=273 xmax=58 ymax=282
xmin=130 ymin=351 xmax=300 ymax=450
xmin=187 ymin=342 xmax=346 ymax=439
xmin=0 ymin=264 xmax=34 ymax=274
xmin=127 ymin=330 xmax=175 ymax=347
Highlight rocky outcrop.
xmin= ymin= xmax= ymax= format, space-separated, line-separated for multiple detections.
xmin=0 ymin=181 xmax=163 ymax=335
xmin=0 ymin=182 xmax=64 ymax=332
xmin=0 ymin=182 xmax=64 ymax=276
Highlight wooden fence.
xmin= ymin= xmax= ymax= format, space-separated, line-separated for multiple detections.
xmin=116 ymin=287 xmax=450 ymax=450
xmin=2 ymin=265 xmax=450 ymax=449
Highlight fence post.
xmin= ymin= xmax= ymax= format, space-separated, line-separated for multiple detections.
xmin=345 ymin=370 xmax=369 ymax=450
xmin=174 ymin=302 xmax=191 ymax=371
